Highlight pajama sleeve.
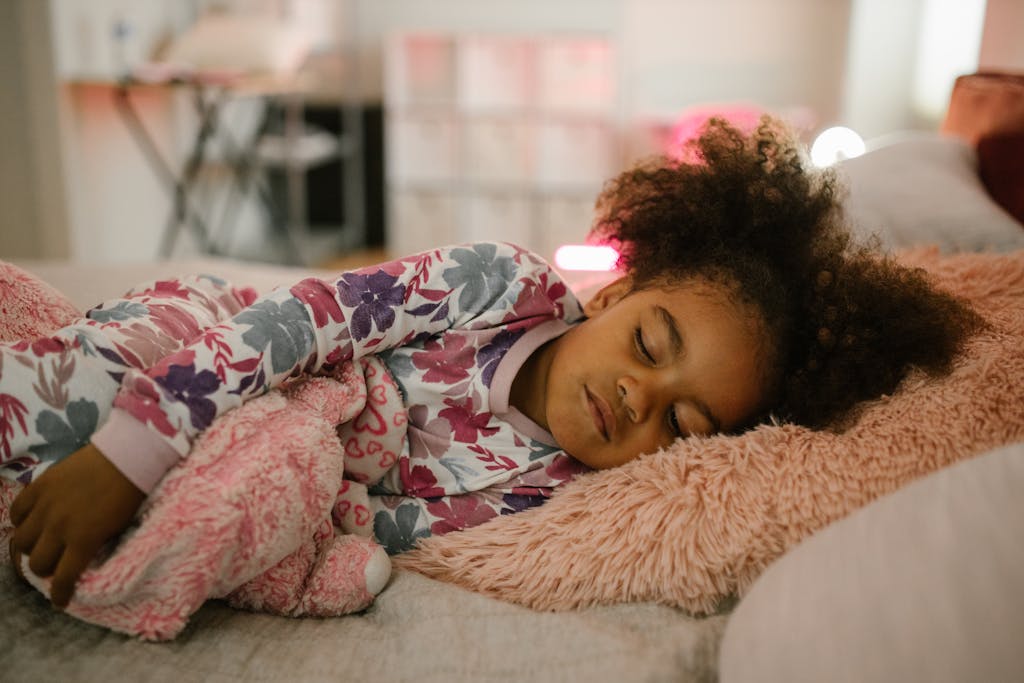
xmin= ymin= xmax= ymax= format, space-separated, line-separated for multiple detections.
xmin=91 ymin=242 xmax=577 ymax=493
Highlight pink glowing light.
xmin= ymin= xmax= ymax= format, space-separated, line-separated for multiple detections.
xmin=668 ymin=104 xmax=765 ymax=160
xmin=554 ymin=244 xmax=619 ymax=271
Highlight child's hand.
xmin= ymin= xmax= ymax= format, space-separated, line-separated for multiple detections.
xmin=9 ymin=444 xmax=145 ymax=608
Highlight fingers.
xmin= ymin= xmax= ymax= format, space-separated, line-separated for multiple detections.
xmin=8 ymin=538 xmax=26 ymax=583
xmin=49 ymin=547 xmax=91 ymax=609
xmin=27 ymin=531 xmax=65 ymax=579
xmin=9 ymin=482 xmax=38 ymax=526
xmin=10 ymin=509 xmax=44 ymax=557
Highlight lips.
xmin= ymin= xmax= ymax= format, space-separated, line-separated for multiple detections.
xmin=585 ymin=386 xmax=615 ymax=441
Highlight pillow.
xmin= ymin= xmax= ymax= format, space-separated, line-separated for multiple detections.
xmin=159 ymin=13 xmax=311 ymax=78
xmin=718 ymin=441 xmax=1024 ymax=683
xmin=0 ymin=261 xmax=80 ymax=342
xmin=941 ymin=72 xmax=1024 ymax=145
xmin=838 ymin=132 xmax=1024 ymax=252
xmin=396 ymin=248 xmax=1024 ymax=614
xmin=978 ymin=130 xmax=1024 ymax=226
xmin=939 ymin=72 xmax=1024 ymax=231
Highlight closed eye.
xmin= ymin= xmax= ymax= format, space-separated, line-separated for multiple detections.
xmin=636 ymin=327 xmax=686 ymax=437
xmin=667 ymin=408 xmax=685 ymax=438
xmin=633 ymin=327 xmax=654 ymax=363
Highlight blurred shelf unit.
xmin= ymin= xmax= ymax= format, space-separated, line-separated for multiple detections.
xmin=384 ymin=32 xmax=621 ymax=262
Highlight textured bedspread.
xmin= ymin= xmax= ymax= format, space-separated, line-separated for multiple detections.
xmin=1 ymin=257 xmax=725 ymax=683
xmin=0 ymin=552 xmax=726 ymax=683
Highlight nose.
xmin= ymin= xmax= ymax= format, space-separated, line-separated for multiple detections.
xmin=616 ymin=374 xmax=659 ymax=424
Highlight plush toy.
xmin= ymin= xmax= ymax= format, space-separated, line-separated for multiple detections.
xmin=0 ymin=261 xmax=401 ymax=640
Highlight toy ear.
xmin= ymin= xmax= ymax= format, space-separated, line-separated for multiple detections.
xmin=582 ymin=277 xmax=632 ymax=317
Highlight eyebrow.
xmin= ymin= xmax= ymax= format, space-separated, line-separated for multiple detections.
xmin=654 ymin=305 xmax=723 ymax=433
xmin=654 ymin=305 xmax=683 ymax=358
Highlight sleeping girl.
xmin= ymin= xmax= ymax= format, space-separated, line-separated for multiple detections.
xmin=3 ymin=117 xmax=981 ymax=611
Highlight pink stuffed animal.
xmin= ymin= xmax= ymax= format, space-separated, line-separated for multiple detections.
xmin=0 ymin=262 xmax=400 ymax=640
xmin=13 ymin=360 xmax=399 ymax=640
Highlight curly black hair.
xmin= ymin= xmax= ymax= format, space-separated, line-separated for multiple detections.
xmin=591 ymin=116 xmax=983 ymax=429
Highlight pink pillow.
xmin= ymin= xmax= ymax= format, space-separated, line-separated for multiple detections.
xmin=941 ymin=72 xmax=1024 ymax=145
xmin=0 ymin=261 xmax=81 ymax=342
xmin=397 ymin=248 xmax=1024 ymax=613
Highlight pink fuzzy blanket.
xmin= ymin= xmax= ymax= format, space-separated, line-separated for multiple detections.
xmin=0 ymin=263 xmax=395 ymax=640
xmin=396 ymin=248 xmax=1024 ymax=613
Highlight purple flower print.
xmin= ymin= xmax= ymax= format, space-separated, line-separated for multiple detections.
xmin=501 ymin=492 xmax=547 ymax=515
xmin=476 ymin=328 xmax=524 ymax=387
xmin=336 ymin=270 xmax=406 ymax=342
xmin=157 ymin=363 xmax=221 ymax=431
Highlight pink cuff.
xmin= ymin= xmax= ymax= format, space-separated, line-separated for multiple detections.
xmin=91 ymin=408 xmax=181 ymax=494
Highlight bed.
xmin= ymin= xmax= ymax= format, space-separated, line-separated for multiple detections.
xmin=2 ymin=74 xmax=1023 ymax=682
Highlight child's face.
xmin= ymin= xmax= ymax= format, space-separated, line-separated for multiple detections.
xmin=512 ymin=276 xmax=769 ymax=469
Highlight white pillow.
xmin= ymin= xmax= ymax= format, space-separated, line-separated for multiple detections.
xmin=838 ymin=132 xmax=1024 ymax=253
xmin=161 ymin=14 xmax=311 ymax=77
xmin=718 ymin=442 xmax=1024 ymax=683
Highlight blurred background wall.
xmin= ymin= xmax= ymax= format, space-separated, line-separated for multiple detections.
xmin=1 ymin=0 xmax=1020 ymax=265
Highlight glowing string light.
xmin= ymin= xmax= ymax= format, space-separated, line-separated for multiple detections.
xmin=811 ymin=126 xmax=866 ymax=167
xmin=554 ymin=244 xmax=619 ymax=271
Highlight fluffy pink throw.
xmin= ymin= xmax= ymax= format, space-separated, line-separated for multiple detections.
xmin=0 ymin=262 xmax=391 ymax=640
xmin=396 ymin=248 xmax=1024 ymax=613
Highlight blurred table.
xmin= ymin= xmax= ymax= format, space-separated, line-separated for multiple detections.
xmin=104 ymin=60 xmax=363 ymax=265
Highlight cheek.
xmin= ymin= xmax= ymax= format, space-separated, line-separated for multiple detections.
xmin=633 ymin=428 xmax=672 ymax=459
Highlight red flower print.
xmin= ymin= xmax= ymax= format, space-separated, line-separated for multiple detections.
xmin=230 ymin=285 xmax=258 ymax=308
xmin=505 ymin=272 xmax=567 ymax=321
xmin=290 ymin=278 xmax=345 ymax=327
xmin=118 ymin=322 xmax=181 ymax=367
xmin=411 ymin=334 xmax=474 ymax=384
xmin=15 ymin=337 xmax=70 ymax=357
xmin=135 ymin=280 xmax=192 ymax=300
xmin=398 ymin=459 xmax=446 ymax=498
xmin=427 ymin=494 xmax=498 ymax=535
xmin=148 ymin=303 xmax=203 ymax=343
xmin=468 ymin=443 xmax=518 ymax=472
xmin=114 ymin=380 xmax=178 ymax=437
xmin=406 ymin=406 xmax=451 ymax=459
xmin=439 ymin=396 xmax=498 ymax=443
xmin=35 ymin=338 xmax=68 ymax=356
xmin=0 ymin=393 xmax=30 ymax=459
xmin=546 ymin=454 xmax=590 ymax=482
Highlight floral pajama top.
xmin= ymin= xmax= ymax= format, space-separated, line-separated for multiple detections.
xmin=92 ymin=242 xmax=591 ymax=554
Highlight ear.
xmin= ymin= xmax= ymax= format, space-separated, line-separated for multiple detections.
xmin=582 ymin=276 xmax=633 ymax=317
